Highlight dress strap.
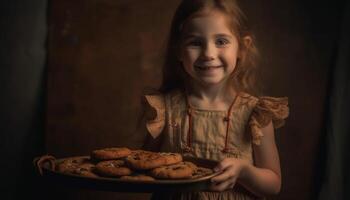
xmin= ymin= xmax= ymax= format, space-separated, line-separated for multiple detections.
xmin=222 ymin=94 xmax=239 ymax=153
xmin=184 ymin=97 xmax=194 ymax=153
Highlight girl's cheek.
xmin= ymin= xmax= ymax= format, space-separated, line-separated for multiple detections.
xmin=186 ymin=49 xmax=200 ymax=59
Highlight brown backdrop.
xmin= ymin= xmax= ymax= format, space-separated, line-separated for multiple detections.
xmin=46 ymin=0 xmax=340 ymax=199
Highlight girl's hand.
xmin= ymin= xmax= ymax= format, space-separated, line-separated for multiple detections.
xmin=209 ymin=158 xmax=249 ymax=192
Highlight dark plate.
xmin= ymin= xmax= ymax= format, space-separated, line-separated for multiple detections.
xmin=34 ymin=155 xmax=220 ymax=193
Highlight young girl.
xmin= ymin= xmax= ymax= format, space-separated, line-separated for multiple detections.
xmin=137 ymin=0 xmax=289 ymax=199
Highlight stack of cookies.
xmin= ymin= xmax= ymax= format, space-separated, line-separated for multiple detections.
xmin=55 ymin=147 xmax=213 ymax=181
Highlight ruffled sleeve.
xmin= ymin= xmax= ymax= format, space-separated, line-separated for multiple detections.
xmin=249 ymin=96 xmax=289 ymax=145
xmin=143 ymin=94 xmax=166 ymax=139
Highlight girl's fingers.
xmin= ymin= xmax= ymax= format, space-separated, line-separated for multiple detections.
xmin=214 ymin=158 xmax=234 ymax=172
xmin=211 ymin=165 xmax=236 ymax=183
xmin=211 ymin=171 xmax=230 ymax=183
xmin=228 ymin=182 xmax=235 ymax=189
xmin=210 ymin=177 xmax=237 ymax=192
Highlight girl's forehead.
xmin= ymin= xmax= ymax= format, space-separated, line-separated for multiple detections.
xmin=182 ymin=10 xmax=234 ymax=35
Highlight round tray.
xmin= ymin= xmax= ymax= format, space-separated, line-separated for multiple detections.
xmin=34 ymin=155 xmax=220 ymax=193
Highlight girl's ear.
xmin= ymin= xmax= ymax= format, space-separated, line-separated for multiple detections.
xmin=238 ymin=36 xmax=252 ymax=59
xmin=243 ymin=36 xmax=252 ymax=48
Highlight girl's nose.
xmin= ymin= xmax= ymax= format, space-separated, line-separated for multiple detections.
xmin=201 ymin=43 xmax=216 ymax=61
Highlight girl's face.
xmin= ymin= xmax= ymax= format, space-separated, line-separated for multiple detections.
xmin=180 ymin=10 xmax=240 ymax=88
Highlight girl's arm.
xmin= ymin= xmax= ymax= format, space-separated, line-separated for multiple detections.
xmin=211 ymin=121 xmax=281 ymax=197
xmin=239 ymin=121 xmax=281 ymax=196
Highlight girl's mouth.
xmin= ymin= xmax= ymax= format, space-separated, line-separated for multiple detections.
xmin=195 ymin=65 xmax=222 ymax=70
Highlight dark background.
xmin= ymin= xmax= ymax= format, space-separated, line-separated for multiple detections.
xmin=1 ymin=0 xmax=349 ymax=200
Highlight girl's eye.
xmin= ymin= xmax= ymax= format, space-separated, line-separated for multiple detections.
xmin=216 ymin=38 xmax=230 ymax=46
xmin=186 ymin=39 xmax=202 ymax=47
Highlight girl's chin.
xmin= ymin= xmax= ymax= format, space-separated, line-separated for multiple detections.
xmin=197 ymin=77 xmax=229 ymax=87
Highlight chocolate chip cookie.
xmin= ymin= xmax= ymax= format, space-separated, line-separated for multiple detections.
xmin=150 ymin=162 xmax=196 ymax=179
xmin=91 ymin=147 xmax=132 ymax=161
xmin=95 ymin=160 xmax=132 ymax=177
xmin=125 ymin=150 xmax=167 ymax=170
xmin=56 ymin=157 xmax=91 ymax=174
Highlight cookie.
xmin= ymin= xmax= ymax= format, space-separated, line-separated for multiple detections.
xmin=120 ymin=174 xmax=155 ymax=181
xmin=191 ymin=167 xmax=213 ymax=179
xmin=183 ymin=161 xmax=197 ymax=171
xmin=130 ymin=150 xmax=150 ymax=155
xmin=160 ymin=152 xmax=183 ymax=165
xmin=125 ymin=150 xmax=167 ymax=170
xmin=91 ymin=147 xmax=132 ymax=161
xmin=150 ymin=162 xmax=195 ymax=179
xmin=95 ymin=160 xmax=132 ymax=177
xmin=56 ymin=157 xmax=91 ymax=174
xmin=72 ymin=163 xmax=99 ymax=178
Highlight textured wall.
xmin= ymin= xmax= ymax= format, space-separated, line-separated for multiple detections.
xmin=46 ymin=0 xmax=181 ymax=199
xmin=46 ymin=0 xmax=343 ymax=200
xmin=46 ymin=0 xmax=181 ymax=157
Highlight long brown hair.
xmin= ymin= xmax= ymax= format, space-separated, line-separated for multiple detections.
xmin=159 ymin=0 xmax=260 ymax=95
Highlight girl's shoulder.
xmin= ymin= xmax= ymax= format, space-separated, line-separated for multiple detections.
xmin=240 ymin=92 xmax=290 ymax=145
xmin=239 ymin=92 xmax=289 ymax=112
xmin=141 ymin=89 xmax=184 ymax=139
xmin=143 ymin=89 xmax=183 ymax=109
xmin=141 ymin=92 xmax=166 ymax=139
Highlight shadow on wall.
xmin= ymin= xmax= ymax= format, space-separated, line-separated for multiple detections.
xmin=0 ymin=0 xmax=47 ymax=200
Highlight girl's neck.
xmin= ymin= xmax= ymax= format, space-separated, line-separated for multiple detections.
xmin=186 ymin=81 xmax=237 ymax=110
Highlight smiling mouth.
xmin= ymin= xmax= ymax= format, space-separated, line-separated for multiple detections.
xmin=195 ymin=65 xmax=222 ymax=70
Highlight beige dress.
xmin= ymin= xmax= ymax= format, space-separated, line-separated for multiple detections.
xmin=141 ymin=89 xmax=289 ymax=200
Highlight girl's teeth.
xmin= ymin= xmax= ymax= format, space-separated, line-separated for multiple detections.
xmin=198 ymin=66 xmax=220 ymax=70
